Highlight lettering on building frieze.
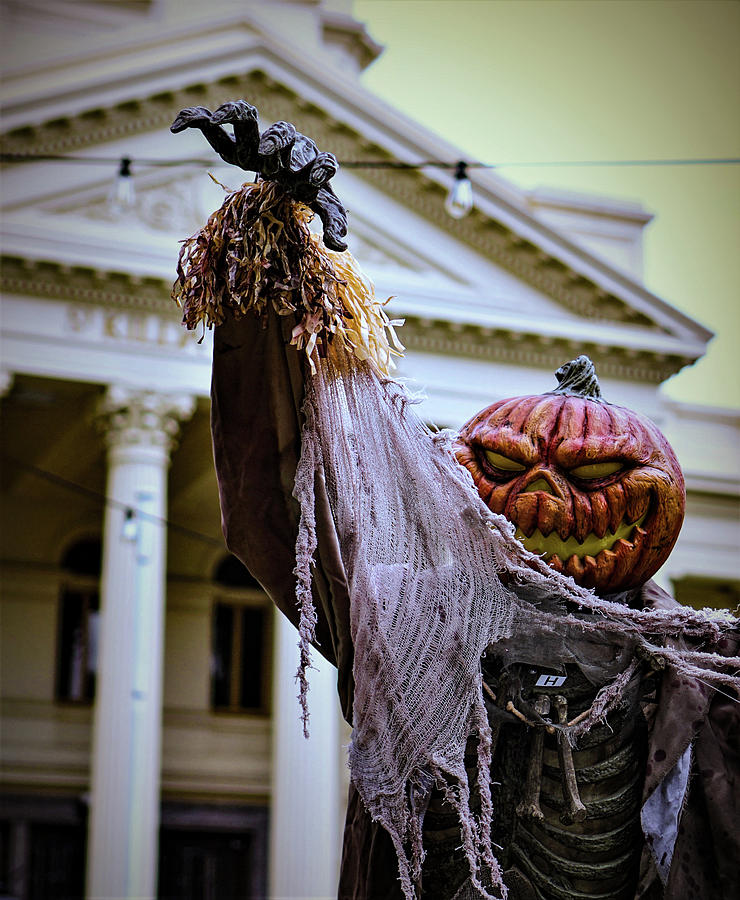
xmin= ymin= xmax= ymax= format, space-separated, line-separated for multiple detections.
xmin=65 ymin=304 xmax=204 ymax=353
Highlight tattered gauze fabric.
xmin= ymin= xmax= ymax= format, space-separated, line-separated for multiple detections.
xmin=174 ymin=181 xmax=740 ymax=900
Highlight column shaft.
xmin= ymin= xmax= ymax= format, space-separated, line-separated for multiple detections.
xmin=269 ymin=612 xmax=344 ymax=898
xmin=86 ymin=389 xmax=193 ymax=900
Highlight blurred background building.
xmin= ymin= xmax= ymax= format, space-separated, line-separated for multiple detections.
xmin=1 ymin=1 xmax=738 ymax=898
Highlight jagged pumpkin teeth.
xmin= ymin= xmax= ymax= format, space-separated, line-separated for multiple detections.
xmin=580 ymin=557 xmax=599 ymax=587
xmin=590 ymin=494 xmax=610 ymax=539
xmin=514 ymin=513 xmax=646 ymax=562
xmin=626 ymin=493 xmax=649 ymax=524
xmin=565 ymin=555 xmax=585 ymax=579
xmin=571 ymin=498 xmax=593 ymax=544
xmin=613 ymin=538 xmax=634 ymax=555
xmin=511 ymin=496 xmax=538 ymax=538
xmin=597 ymin=549 xmax=617 ymax=571
xmin=605 ymin=483 xmax=627 ymax=535
xmin=536 ymin=496 xmax=560 ymax=538
xmin=454 ymin=356 xmax=686 ymax=593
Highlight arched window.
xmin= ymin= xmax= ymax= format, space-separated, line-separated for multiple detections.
xmin=56 ymin=538 xmax=101 ymax=703
xmin=211 ymin=555 xmax=270 ymax=714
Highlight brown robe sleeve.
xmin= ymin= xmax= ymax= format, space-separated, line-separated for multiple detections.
xmin=210 ymin=307 xmax=356 ymax=720
xmin=637 ymin=581 xmax=740 ymax=900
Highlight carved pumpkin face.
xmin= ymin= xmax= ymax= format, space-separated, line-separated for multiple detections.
xmin=454 ymin=357 xmax=685 ymax=594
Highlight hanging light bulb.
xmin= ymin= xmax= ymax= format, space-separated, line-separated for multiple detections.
xmin=444 ymin=160 xmax=473 ymax=219
xmin=109 ymin=156 xmax=136 ymax=215
xmin=121 ymin=508 xmax=138 ymax=542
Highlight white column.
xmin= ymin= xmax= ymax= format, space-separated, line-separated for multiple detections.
xmin=269 ymin=612 xmax=344 ymax=900
xmin=87 ymin=386 xmax=194 ymax=900
xmin=0 ymin=369 xmax=14 ymax=397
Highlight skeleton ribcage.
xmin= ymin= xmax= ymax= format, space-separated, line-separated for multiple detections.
xmin=421 ymin=656 xmax=653 ymax=900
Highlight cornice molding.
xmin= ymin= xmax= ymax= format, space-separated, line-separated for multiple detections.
xmin=398 ymin=317 xmax=688 ymax=385
xmin=2 ymin=254 xmax=174 ymax=312
xmin=1 ymin=69 xmax=660 ymax=330
xmin=1 ymin=254 xmax=692 ymax=384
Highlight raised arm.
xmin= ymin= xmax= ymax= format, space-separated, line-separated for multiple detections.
xmin=171 ymin=100 xmax=355 ymax=713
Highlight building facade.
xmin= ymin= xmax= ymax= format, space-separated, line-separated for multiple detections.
xmin=1 ymin=2 xmax=738 ymax=898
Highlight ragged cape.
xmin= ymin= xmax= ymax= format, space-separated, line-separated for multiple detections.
xmin=178 ymin=182 xmax=739 ymax=900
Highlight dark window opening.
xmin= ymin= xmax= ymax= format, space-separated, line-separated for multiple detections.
xmin=1 ymin=797 xmax=267 ymax=900
xmin=211 ymin=554 xmax=269 ymax=715
xmin=29 ymin=823 xmax=86 ymax=900
xmin=158 ymin=829 xmax=254 ymax=900
xmin=56 ymin=589 xmax=99 ymax=703
xmin=0 ymin=821 xmax=10 ymax=897
xmin=211 ymin=604 xmax=268 ymax=713
xmin=56 ymin=539 xmax=101 ymax=704
xmin=213 ymin=554 xmax=260 ymax=589
xmin=60 ymin=538 xmax=101 ymax=577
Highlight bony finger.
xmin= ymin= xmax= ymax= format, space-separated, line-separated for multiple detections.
xmin=258 ymin=121 xmax=297 ymax=155
xmin=211 ymin=100 xmax=258 ymax=124
xmin=308 ymin=152 xmax=339 ymax=187
xmin=210 ymin=102 xmax=239 ymax=125
xmin=170 ymin=106 xmax=212 ymax=132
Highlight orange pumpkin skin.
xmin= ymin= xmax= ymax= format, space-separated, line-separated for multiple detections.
xmin=454 ymin=362 xmax=685 ymax=595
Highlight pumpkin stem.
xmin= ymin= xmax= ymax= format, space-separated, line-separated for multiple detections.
xmin=552 ymin=355 xmax=603 ymax=400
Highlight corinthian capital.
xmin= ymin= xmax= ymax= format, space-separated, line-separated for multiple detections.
xmin=97 ymin=386 xmax=195 ymax=455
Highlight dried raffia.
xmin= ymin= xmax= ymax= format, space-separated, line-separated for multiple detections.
xmin=172 ymin=180 xmax=403 ymax=374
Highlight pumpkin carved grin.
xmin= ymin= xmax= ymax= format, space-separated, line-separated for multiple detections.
xmin=514 ymin=511 xmax=648 ymax=561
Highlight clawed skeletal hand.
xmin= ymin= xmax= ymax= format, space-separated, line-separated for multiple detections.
xmin=171 ymin=100 xmax=348 ymax=251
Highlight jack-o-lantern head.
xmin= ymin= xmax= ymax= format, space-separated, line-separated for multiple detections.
xmin=454 ymin=356 xmax=685 ymax=594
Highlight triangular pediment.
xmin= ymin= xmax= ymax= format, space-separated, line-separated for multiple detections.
xmin=1 ymin=6 xmax=712 ymax=373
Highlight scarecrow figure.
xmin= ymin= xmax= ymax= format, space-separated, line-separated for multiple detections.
xmin=171 ymin=103 xmax=739 ymax=900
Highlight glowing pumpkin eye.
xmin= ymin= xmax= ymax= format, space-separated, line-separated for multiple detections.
xmin=484 ymin=450 xmax=527 ymax=473
xmin=570 ymin=461 xmax=624 ymax=479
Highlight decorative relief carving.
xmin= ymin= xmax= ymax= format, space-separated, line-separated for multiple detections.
xmin=68 ymin=173 xmax=230 ymax=235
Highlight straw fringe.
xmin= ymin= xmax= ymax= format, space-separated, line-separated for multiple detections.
xmin=172 ymin=180 xmax=404 ymax=376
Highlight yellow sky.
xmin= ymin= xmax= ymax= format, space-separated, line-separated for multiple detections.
xmin=355 ymin=0 xmax=740 ymax=408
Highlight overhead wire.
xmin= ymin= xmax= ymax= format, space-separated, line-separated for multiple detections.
xmin=1 ymin=152 xmax=739 ymax=169
xmin=1 ymin=454 xmax=226 ymax=548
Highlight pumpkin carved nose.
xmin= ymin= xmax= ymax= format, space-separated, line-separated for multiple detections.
xmin=524 ymin=477 xmax=556 ymax=495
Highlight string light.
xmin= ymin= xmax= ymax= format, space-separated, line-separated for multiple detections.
xmin=121 ymin=507 xmax=139 ymax=542
xmin=2 ymin=152 xmax=738 ymax=223
xmin=109 ymin=156 xmax=135 ymax=215
xmin=444 ymin=160 xmax=474 ymax=219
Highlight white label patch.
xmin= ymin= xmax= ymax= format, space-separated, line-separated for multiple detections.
xmin=535 ymin=674 xmax=567 ymax=687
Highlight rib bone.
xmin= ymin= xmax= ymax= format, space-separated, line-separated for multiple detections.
xmin=554 ymin=695 xmax=587 ymax=825
xmin=516 ymin=695 xmax=551 ymax=822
